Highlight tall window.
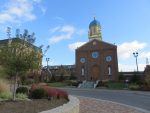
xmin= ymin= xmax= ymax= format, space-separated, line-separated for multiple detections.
xmin=81 ymin=67 xmax=85 ymax=76
xmin=108 ymin=65 xmax=112 ymax=75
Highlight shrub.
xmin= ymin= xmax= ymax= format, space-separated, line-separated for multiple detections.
xmin=16 ymin=93 xmax=29 ymax=100
xmin=129 ymin=84 xmax=140 ymax=90
xmin=107 ymin=81 xmax=125 ymax=90
xmin=0 ymin=92 xmax=12 ymax=100
xmin=46 ymin=88 xmax=58 ymax=98
xmin=69 ymin=74 xmax=77 ymax=80
xmin=31 ymin=88 xmax=46 ymax=99
xmin=43 ymin=86 xmax=68 ymax=100
xmin=56 ymin=89 xmax=68 ymax=100
xmin=130 ymin=73 xmax=141 ymax=84
xmin=16 ymin=87 xmax=29 ymax=95
xmin=30 ymin=83 xmax=69 ymax=100
xmin=45 ymin=88 xmax=68 ymax=100
xmin=0 ymin=79 xmax=10 ymax=94
xmin=96 ymin=80 xmax=108 ymax=87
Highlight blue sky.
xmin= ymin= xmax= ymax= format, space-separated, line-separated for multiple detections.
xmin=0 ymin=0 xmax=150 ymax=71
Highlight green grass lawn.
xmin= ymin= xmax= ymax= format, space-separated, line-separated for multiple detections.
xmin=48 ymin=82 xmax=68 ymax=87
xmin=107 ymin=82 xmax=125 ymax=90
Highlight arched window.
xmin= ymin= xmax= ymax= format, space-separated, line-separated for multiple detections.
xmin=81 ymin=67 xmax=85 ymax=76
xmin=108 ymin=65 xmax=112 ymax=75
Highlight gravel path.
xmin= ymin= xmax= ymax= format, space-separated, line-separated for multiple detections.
xmin=78 ymin=97 xmax=146 ymax=113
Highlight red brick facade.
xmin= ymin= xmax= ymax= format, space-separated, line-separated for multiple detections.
xmin=144 ymin=65 xmax=150 ymax=77
xmin=75 ymin=39 xmax=118 ymax=81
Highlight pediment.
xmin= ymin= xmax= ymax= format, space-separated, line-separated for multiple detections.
xmin=76 ymin=39 xmax=116 ymax=51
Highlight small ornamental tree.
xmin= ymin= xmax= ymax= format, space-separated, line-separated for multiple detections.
xmin=0 ymin=29 xmax=42 ymax=100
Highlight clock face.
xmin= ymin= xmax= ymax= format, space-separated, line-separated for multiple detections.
xmin=92 ymin=52 xmax=99 ymax=58
xmin=106 ymin=56 xmax=112 ymax=62
xmin=80 ymin=57 xmax=85 ymax=63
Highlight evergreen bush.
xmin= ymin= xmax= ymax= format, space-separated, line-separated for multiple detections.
xmin=31 ymin=88 xmax=46 ymax=99
xmin=16 ymin=87 xmax=28 ymax=95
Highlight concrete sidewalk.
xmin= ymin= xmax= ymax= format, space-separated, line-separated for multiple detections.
xmin=78 ymin=96 xmax=149 ymax=113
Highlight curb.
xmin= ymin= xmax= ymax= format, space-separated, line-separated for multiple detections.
xmin=61 ymin=87 xmax=150 ymax=96
xmin=40 ymin=95 xmax=80 ymax=113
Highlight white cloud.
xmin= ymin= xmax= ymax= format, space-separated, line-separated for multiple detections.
xmin=0 ymin=0 xmax=45 ymax=24
xmin=60 ymin=25 xmax=75 ymax=33
xmin=0 ymin=0 xmax=36 ymax=24
xmin=49 ymin=35 xmax=70 ymax=44
xmin=0 ymin=13 xmax=15 ymax=23
xmin=49 ymin=25 xmax=86 ymax=44
xmin=139 ymin=52 xmax=150 ymax=59
xmin=49 ymin=25 xmax=76 ymax=44
xmin=68 ymin=42 xmax=86 ymax=51
xmin=117 ymin=40 xmax=147 ymax=59
xmin=119 ymin=63 xmax=146 ymax=72
xmin=49 ymin=26 xmax=61 ymax=33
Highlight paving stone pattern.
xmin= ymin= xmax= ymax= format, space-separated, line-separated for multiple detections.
xmin=78 ymin=97 xmax=144 ymax=113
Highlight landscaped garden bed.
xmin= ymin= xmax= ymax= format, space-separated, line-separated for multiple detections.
xmin=0 ymin=98 xmax=68 ymax=113
xmin=0 ymin=80 xmax=69 ymax=113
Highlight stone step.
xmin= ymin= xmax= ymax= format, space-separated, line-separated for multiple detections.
xmin=80 ymin=81 xmax=95 ymax=88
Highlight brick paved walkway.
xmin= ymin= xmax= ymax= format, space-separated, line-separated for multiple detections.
xmin=78 ymin=97 xmax=145 ymax=113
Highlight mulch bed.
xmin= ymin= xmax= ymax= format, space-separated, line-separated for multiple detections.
xmin=0 ymin=98 xmax=68 ymax=113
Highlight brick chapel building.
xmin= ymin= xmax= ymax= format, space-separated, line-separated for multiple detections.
xmin=76 ymin=18 xmax=118 ymax=81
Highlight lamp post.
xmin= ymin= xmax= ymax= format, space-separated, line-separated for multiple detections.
xmin=46 ymin=58 xmax=50 ymax=82
xmin=133 ymin=52 xmax=139 ymax=72
xmin=46 ymin=58 xmax=50 ymax=68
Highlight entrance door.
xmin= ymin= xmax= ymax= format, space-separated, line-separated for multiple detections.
xmin=91 ymin=65 xmax=100 ymax=81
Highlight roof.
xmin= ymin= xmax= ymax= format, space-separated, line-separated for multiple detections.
xmin=0 ymin=38 xmax=41 ymax=51
xmin=89 ymin=17 xmax=100 ymax=28
xmin=43 ymin=65 xmax=75 ymax=70
xmin=76 ymin=39 xmax=117 ymax=51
